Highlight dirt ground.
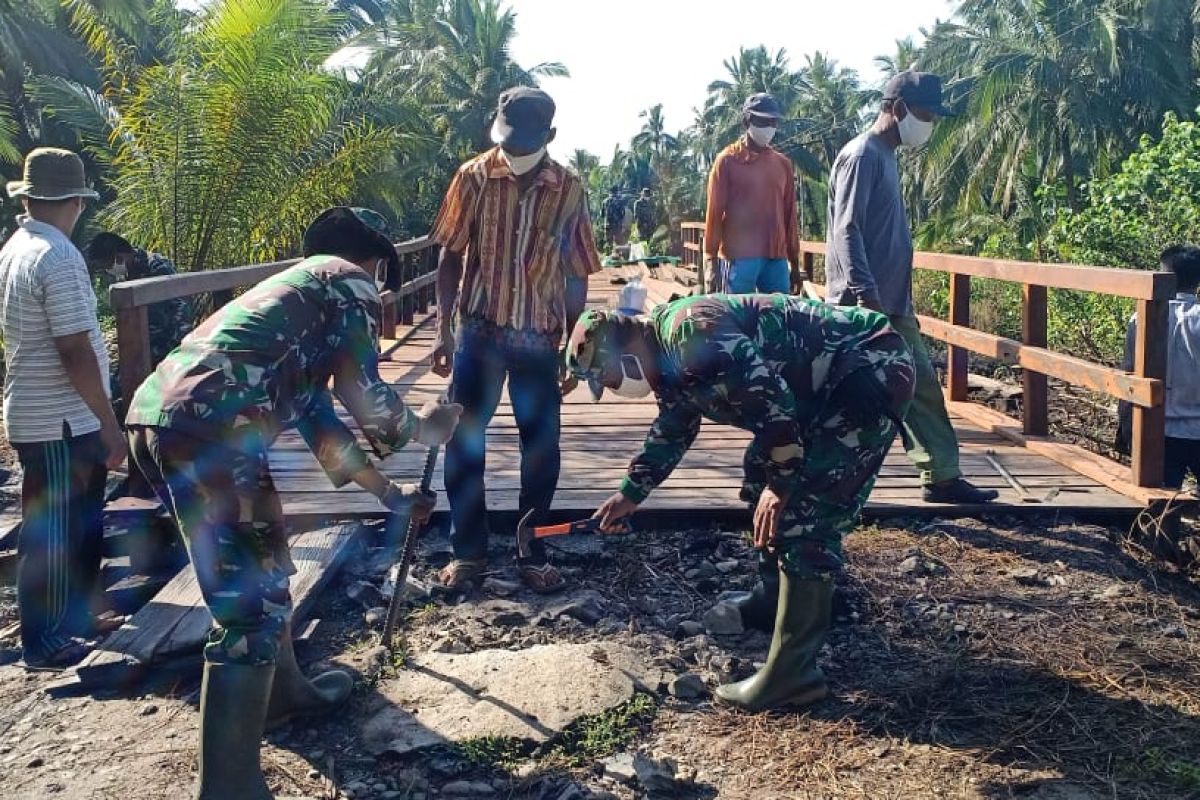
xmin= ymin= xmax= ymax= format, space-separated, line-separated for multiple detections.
xmin=1 ymin=512 xmax=1198 ymax=800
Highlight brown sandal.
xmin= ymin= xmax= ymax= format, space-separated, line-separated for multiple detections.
xmin=518 ymin=562 xmax=566 ymax=594
xmin=438 ymin=558 xmax=488 ymax=589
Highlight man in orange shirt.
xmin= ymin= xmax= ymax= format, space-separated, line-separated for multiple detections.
xmin=429 ymin=87 xmax=603 ymax=592
xmin=704 ymin=93 xmax=802 ymax=294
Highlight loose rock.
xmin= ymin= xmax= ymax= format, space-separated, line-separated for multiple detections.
xmin=667 ymin=672 xmax=706 ymax=699
xmin=702 ymin=601 xmax=744 ymax=636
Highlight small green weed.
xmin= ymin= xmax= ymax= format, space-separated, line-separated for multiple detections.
xmin=1118 ymin=748 xmax=1200 ymax=793
xmin=549 ymin=693 xmax=657 ymax=765
xmin=457 ymin=736 xmax=530 ymax=770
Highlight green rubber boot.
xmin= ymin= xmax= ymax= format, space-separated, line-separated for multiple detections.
xmin=265 ymin=621 xmax=354 ymax=730
xmin=194 ymin=661 xmax=275 ymax=800
xmin=732 ymin=552 xmax=780 ymax=633
xmin=715 ymin=571 xmax=832 ymax=712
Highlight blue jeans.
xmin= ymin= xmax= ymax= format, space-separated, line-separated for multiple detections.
xmin=726 ymin=258 xmax=790 ymax=294
xmin=445 ymin=322 xmax=562 ymax=561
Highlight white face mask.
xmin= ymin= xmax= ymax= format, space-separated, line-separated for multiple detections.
xmin=107 ymin=257 xmax=129 ymax=281
xmin=747 ymin=125 xmax=777 ymax=147
xmin=897 ymin=110 xmax=934 ymax=147
xmin=501 ymin=147 xmax=546 ymax=176
xmin=610 ymin=354 xmax=652 ymax=398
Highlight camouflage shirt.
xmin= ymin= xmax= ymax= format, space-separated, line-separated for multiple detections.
xmin=126 ymin=255 xmax=417 ymax=487
xmin=620 ymin=294 xmax=911 ymax=503
xmin=96 ymin=249 xmax=194 ymax=365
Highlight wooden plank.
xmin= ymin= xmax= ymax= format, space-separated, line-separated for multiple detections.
xmin=1131 ymin=297 xmax=1168 ymax=488
xmin=948 ymin=273 xmax=970 ymax=401
xmin=1022 ymin=284 xmax=1049 ymax=435
xmin=110 ymin=259 xmax=298 ymax=309
xmin=916 ymin=315 xmax=1160 ymax=407
xmin=116 ymin=305 xmax=152 ymax=406
xmin=74 ymin=522 xmax=363 ymax=688
xmin=794 ymin=240 xmax=1174 ymax=299
xmin=943 ymin=396 xmax=1177 ymax=506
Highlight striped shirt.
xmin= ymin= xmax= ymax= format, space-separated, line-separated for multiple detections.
xmin=0 ymin=215 xmax=110 ymax=442
xmin=431 ymin=147 xmax=602 ymax=334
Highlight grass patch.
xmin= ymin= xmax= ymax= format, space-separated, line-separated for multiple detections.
xmin=457 ymin=736 xmax=530 ymax=770
xmin=548 ymin=693 xmax=658 ymax=766
xmin=1118 ymin=748 xmax=1200 ymax=794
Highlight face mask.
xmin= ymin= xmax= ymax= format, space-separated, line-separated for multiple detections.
xmin=610 ymin=354 xmax=652 ymax=398
xmin=747 ymin=125 xmax=777 ymax=147
xmin=107 ymin=259 xmax=128 ymax=281
xmin=897 ymin=110 xmax=934 ymax=147
xmin=373 ymin=257 xmax=387 ymax=292
xmin=502 ymin=147 xmax=546 ymax=176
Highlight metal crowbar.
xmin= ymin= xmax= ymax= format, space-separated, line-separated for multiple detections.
xmin=984 ymin=449 xmax=1060 ymax=504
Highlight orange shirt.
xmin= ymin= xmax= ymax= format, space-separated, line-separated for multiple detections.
xmin=704 ymin=138 xmax=800 ymax=265
xmin=431 ymin=148 xmax=602 ymax=334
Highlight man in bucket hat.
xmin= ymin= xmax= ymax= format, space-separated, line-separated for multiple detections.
xmin=0 ymin=147 xmax=123 ymax=669
xmin=124 ymin=206 xmax=462 ymax=799
xmin=566 ymin=294 xmax=915 ymax=712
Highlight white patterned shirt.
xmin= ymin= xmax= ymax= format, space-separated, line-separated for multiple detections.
xmin=0 ymin=215 xmax=110 ymax=442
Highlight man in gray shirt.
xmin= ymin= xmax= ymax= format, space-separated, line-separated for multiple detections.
xmin=826 ymin=71 xmax=997 ymax=505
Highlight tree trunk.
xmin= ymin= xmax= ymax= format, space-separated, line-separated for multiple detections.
xmin=1061 ymin=128 xmax=1079 ymax=212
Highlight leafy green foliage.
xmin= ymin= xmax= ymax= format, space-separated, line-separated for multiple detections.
xmin=1053 ymin=111 xmax=1200 ymax=269
xmin=457 ymin=736 xmax=530 ymax=769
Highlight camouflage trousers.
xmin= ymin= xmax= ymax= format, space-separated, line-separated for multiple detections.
xmin=741 ymin=365 xmax=912 ymax=580
xmin=128 ymin=426 xmax=294 ymax=665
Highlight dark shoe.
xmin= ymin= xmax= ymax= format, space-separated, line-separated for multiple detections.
xmin=715 ymin=571 xmax=832 ymax=713
xmin=732 ymin=553 xmax=780 ymax=633
xmin=195 ymin=661 xmax=275 ymax=800
xmin=923 ymin=477 xmax=999 ymax=504
xmin=21 ymin=639 xmax=91 ymax=671
xmin=265 ymin=622 xmax=353 ymax=731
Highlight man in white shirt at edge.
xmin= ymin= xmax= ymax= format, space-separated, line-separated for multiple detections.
xmin=0 ymin=147 xmax=125 ymax=669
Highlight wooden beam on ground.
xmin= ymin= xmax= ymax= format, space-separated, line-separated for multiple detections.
xmin=72 ymin=522 xmax=364 ymax=689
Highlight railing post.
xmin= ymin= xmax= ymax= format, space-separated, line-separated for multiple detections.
xmin=947 ymin=273 xmax=970 ymax=401
xmin=801 ymin=251 xmax=815 ymax=282
xmin=116 ymin=305 xmax=152 ymax=404
xmin=695 ymin=229 xmax=707 ymax=294
xmin=399 ymin=252 xmax=415 ymax=326
xmin=1022 ymin=284 xmax=1049 ymax=435
xmin=1132 ymin=297 xmax=1167 ymax=487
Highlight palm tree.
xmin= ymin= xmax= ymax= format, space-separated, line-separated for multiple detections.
xmin=700 ymin=46 xmax=807 ymax=152
xmin=873 ymin=36 xmax=921 ymax=81
xmin=918 ymin=0 xmax=1191 ymax=216
xmin=632 ymin=104 xmax=679 ymax=162
xmin=35 ymin=0 xmax=401 ymax=271
xmin=367 ymin=0 xmax=567 ymax=158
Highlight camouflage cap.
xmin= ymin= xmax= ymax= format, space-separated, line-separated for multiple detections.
xmin=565 ymin=309 xmax=611 ymax=401
xmin=303 ymin=206 xmax=400 ymax=284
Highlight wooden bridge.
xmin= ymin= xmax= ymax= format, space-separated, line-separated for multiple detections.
xmin=107 ymin=228 xmax=1185 ymax=523
xmin=63 ymin=223 xmax=1188 ymax=687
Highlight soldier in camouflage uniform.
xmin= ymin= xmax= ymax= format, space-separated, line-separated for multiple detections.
xmin=124 ymin=207 xmax=462 ymax=800
xmin=566 ymin=293 xmax=914 ymax=712
xmin=85 ymin=232 xmax=195 ymax=364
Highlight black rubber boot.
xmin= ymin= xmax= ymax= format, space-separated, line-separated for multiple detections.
xmin=265 ymin=621 xmax=353 ymax=731
xmin=194 ymin=661 xmax=275 ymax=800
xmin=715 ymin=571 xmax=832 ymax=713
xmin=923 ymin=477 xmax=999 ymax=504
xmin=732 ymin=552 xmax=780 ymax=633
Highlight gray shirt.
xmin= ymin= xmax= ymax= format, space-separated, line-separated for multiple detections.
xmin=824 ymin=132 xmax=914 ymax=317
xmin=1121 ymin=292 xmax=1200 ymax=440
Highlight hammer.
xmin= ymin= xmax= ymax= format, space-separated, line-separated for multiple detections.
xmin=515 ymin=508 xmax=632 ymax=560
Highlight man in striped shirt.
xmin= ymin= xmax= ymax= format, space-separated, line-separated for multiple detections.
xmin=0 ymin=148 xmax=125 ymax=669
xmin=430 ymin=87 xmax=602 ymax=592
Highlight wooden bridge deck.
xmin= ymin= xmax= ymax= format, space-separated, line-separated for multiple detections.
xmin=267 ymin=272 xmax=1142 ymax=521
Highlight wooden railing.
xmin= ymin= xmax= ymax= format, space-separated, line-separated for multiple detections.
xmin=681 ymin=223 xmax=1176 ymax=490
xmin=109 ymin=236 xmax=440 ymax=404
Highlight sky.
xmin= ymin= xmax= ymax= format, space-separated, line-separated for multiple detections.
xmin=504 ymin=0 xmax=958 ymax=163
